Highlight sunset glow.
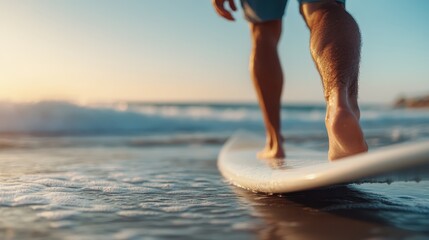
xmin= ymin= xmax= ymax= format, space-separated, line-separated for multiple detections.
xmin=1 ymin=0 xmax=428 ymax=103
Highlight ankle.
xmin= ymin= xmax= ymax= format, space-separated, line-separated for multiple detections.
xmin=326 ymin=92 xmax=360 ymax=119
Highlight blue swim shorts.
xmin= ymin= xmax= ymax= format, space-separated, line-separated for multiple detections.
xmin=240 ymin=0 xmax=346 ymax=23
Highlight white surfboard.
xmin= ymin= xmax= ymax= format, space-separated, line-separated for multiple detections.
xmin=218 ymin=131 xmax=429 ymax=193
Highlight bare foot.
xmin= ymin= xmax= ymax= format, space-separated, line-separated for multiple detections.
xmin=257 ymin=134 xmax=285 ymax=159
xmin=326 ymin=107 xmax=368 ymax=160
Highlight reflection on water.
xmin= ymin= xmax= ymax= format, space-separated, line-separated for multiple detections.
xmin=234 ymin=184 xmax=429 ymax=240
xmin=0 ymin=134 xmax=429 ymax=239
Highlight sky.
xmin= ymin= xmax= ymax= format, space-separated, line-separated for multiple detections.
xmin=0 ymin=0 xmax=428 ymax=104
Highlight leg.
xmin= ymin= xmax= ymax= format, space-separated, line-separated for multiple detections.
xmin=300 ymin=1 xmax=368 ymax=160
xmin=249 ymin=20 xmax=285 ymax=159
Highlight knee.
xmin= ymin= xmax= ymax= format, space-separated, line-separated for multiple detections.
xmin=250 ymin=20 xmax=282 ymax=46
xmin=300 ymin=1 xmax=345 ymax=29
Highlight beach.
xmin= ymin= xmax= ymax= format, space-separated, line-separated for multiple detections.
xmin=1 ymin=101 xmax=429 ymax=239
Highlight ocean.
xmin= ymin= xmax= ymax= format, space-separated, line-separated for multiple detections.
xmin=0 ymin=101 xmax=429 ymax=240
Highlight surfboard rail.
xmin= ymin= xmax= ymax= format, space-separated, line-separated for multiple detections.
xmin=218 ymin=131 xmax=429 ymax=193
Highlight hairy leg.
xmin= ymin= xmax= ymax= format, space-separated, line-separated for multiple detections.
xmin=301 ymin=1 xmax=368 ymax=160
xmin=249 ymin=20 xmax=285 ymax=159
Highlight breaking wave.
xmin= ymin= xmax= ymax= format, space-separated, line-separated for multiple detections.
xmin=0 ymin=101 xmax=428 ymax=139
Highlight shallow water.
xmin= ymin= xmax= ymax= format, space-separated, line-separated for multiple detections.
xmin=1 ymin=135 xmax=429 ymax=240
xmin=1 ymin=102 xmax=429 ymax=239
xmin=0 ymin=142 xmax=251 ymax=239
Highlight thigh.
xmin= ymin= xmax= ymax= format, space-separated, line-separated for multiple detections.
xmin=299 ymin=0 xmax=345 ymax=4
xmin=240 ymin=0 xmax=289 ymax=23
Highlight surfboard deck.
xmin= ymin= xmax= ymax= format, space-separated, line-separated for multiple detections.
xmin=218 ymin=131 xmax=429 ymax=193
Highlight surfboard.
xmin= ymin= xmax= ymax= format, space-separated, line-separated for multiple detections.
xmin=218 ymin=131 xmax=429 ymax=193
